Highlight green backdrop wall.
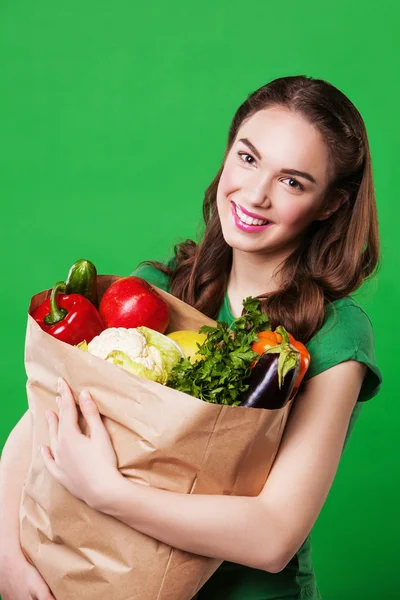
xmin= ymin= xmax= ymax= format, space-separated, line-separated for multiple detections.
xmin=1 ymin=1 xmax=398 ymax=599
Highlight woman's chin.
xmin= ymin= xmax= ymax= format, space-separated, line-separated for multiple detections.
xmin=221 ymin=228 xmax=272 ymax=254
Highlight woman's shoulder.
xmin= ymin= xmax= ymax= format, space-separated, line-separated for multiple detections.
xmin=304 ymin=295 xmax=382 ymax=402
xmin=131 ymin=257 xmax=175 ymax=293
xmin=321 ymin=295 xmax=376 ymax=339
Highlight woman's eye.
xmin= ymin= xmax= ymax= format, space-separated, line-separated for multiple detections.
xmin=236 ymin=153 xmax=304 ymax=191
xmin=237 ymin=151 xmax=256 ymax=165
xmin=282 ymin=177 xmax=304 ymax=191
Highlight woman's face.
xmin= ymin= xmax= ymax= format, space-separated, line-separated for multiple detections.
xmin=216 ymin=106 xmax=335 ymax=256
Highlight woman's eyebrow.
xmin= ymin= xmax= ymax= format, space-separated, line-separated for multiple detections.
xmin=237 ymin=137 xmax=318 ymax=185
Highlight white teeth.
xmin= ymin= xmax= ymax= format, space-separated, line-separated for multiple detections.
xmin=235 ymin=204 xmax=268 ymax=226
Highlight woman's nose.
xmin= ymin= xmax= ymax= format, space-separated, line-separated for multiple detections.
xmin=247 ymin=185 xmax=272 ymax=208
xmin=246 ymin=177 xmax=273 ymax=208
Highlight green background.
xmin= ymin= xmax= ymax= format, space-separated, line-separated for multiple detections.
xmin=0 ymin=1 xmax=398 ymax=598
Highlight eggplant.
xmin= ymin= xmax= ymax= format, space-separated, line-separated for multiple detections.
xmin=238 ymin=343 xmax=300 ymax=410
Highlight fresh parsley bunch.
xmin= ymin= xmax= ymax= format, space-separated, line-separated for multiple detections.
xmin=167 ymin=297 xmax=271 ymax=405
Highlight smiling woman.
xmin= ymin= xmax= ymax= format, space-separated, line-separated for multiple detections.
xmin=0 ymin=74 xmax=383 ymax=600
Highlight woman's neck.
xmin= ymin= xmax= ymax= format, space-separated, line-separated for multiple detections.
xmin=226 ymin=249 xmax=287 ymax=317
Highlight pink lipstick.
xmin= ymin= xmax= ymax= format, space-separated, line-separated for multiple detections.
xmin=237 ymin=203 xmax=272 ymax=222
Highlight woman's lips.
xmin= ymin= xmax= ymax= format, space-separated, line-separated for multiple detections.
xmin=237 ymin=203 xmax=272 ymax=222
xmin=230 ymin=202 xmax=273 ymax=233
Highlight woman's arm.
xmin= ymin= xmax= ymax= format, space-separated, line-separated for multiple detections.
xmin=0 ymin=409 xmax=33 ymax=558
xmin=92 ymin=359 xmax=366 ymax=573
xmin=0 ymin=411 xmax=56 ymax=600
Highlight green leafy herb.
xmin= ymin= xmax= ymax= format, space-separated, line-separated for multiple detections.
xmin=167 ymin=297 xmax=271 ymax=405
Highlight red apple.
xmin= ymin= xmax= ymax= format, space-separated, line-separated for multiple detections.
xmin=99 ymin=276 xmax=170 ymax=333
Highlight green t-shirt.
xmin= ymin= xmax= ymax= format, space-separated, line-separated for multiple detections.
xmin=132 ymin=261 xmax=383 ymax=600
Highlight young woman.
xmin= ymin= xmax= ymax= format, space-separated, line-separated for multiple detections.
xmin=0 ymin=75 xmax=383 ymax=600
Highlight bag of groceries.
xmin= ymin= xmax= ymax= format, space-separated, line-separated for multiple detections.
xmin=19 ymin=260 xmax=309 ymax=600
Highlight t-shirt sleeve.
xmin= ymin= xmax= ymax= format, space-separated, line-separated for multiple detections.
xmin=131 ymin=258 xmax=173 ymax=292
xmin=304 ymin=303 xmax=383 ymax=403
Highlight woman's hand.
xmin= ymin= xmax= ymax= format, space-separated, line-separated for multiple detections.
xmin=0 ymin=549 xmax=55 ymax=600
xmin=41 ymin=378 xmax=122 ymax=508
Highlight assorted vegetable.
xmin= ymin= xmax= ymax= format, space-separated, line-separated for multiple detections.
xmin=31 ymin=281 xmax=105 ymax=346
xmin=66 ymin=259 xmax=99 ymax=308
xmin=167 ymin=299 xmax=309 ymax=409
xmin=237 ymin=326 xmax=300 ymax=410
xmin=167 ymin=298 xmax=266 ymax=405
xmin=31 ymin=259 xmax=310 ymax=409
xmin=250 ymin=326 xmax=310 ymax=402
xmin=78 ymin=326 xmax=183 ymax=384
xmin=99 ymin=276 xmax=170 ymax=334
xmin=166 ymin=330 xmax=207 ymax=364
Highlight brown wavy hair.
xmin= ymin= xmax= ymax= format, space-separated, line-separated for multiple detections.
xmin=142 ymin=75 xmax=380 ymax=344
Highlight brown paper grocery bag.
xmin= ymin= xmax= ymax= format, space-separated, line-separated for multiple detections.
xmin=20 ymin=275 xmax=294 ymax=600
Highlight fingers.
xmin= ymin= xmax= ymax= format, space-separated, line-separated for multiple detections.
xmin=49 ymin=378 xmax=106 ymax=444
xmin=57 ymin=378 xmax=81 ymax=435
xmin=78 ymin=390 xmax=105 ymax=438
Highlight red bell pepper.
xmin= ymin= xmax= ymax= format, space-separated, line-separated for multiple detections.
xmin=31 ymin=281 xmax=105 ymax=346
